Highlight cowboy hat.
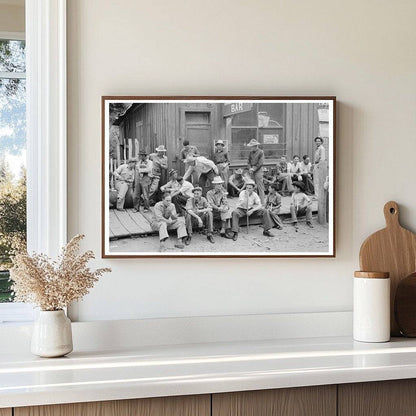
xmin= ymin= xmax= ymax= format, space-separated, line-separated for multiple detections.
xmin=211 ymin=176 xmax=224 ymax=184
xmin=155 ymin=145 xmax=167 ymax=152
xmin=192 ymin=186 xmax=203 ymax=193
xmin=215 ymin=139 xmax=225 ymax=146
xmin=168 ymin=169 xmax=177 ymax=177
xmin=127 ymin=158 xmax=137 ymax=163
xmin=245 ymin=179 xmax=255 ymax=186
xmin=138 ymin=149 xmax=148 ymax=156
xmin=292 ymin=181 xmax=305 ymax=191
xmin=247 ymin=139 xmax=260 ymax=147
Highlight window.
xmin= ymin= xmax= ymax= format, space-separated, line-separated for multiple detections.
xmin=0 ymin=0 xmax=68 ymax=324
xmin=0 ymin=35 xmax=26 ymax=306
xmin=230 ymin=103 xmax=285 ymax=163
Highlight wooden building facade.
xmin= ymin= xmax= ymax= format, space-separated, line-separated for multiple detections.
xmin=112 ymin=102 xmax=323 ymax=175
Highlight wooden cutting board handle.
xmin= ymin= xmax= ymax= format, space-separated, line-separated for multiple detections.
xmin=383 ymin=201 xmax=400 ymax=228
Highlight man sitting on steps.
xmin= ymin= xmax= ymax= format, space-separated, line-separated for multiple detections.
xmin=151 ymin=192 xmax=187 ymax=252
xmin=229 ymin=180 xmax=274 ymax=241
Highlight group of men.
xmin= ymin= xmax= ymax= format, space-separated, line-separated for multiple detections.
xmin=113 ymin=136 xmax=326 ymax=251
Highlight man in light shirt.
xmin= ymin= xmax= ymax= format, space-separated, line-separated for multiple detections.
xmin=206 ymin=176 xmax=232 ymax=237
xmin=183 ymin=155 xmax=218 ymax=195
xmin=151 ymin=192 xmax=187 ymax=252
xmin=171 ymin=176 xmax=193 ymax=215
xmin=229 ymin=180 xmax=274 ymax=241
xmin=113 ymin=158 xmax=136 ymax=210
xmin=313 ymin=136 xmax=326 ymax=199
xmin=180 ymin=140 xmax=200 ymax=185
xmin=314 ymin=136 xmax=326 ymax=164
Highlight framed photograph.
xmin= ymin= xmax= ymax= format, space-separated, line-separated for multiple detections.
xmin=102 ymin=96 xmax=336 ymax=258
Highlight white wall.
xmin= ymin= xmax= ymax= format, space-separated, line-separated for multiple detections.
xmin=67 ymin=0 xmax=416 ymax=322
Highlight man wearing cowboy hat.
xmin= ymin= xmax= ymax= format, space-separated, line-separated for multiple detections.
xmin=290 ymin=180 xmax=313 ymax=230
xmin=133 ymin=150 xmax=153 ymax=213
xmin=184 ymin=186 xmax=215 ymax=244
xmin=113 ymin=158 xmax=136 ymax=210
xmin=213 ymin=139 xmax=230 ymax=186
xmin=183 ymin=155 xmax=218 ymax=196
xmin=228 ymin=168 xmax=246 ymax=197
xmin=230 ymin=179 xmax=274 ymax=241
xmin=247 ymin=138 xmax=265 ymax=204
xmin=161 ymin=169 xmax=180 ymax=193
xmin=206 ymin=176 xmax=232 ymax=237
xmin=149 ymin=145 xmax=168 ymax=203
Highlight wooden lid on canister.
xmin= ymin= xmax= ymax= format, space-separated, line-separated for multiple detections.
xmin=354 ymin=271 xmax=390 ymax=279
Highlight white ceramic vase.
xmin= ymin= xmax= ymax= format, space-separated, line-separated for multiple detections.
xmin=31 ymin=310 xmax=73 ymax=358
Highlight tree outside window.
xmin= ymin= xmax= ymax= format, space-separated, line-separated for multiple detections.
xmin=0 ymin=38 xmax=26 ymax=302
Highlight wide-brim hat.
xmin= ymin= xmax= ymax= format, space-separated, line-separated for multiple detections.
xmin=211 ymin=176 xmax=224 ymax=184
xmin=247 ymin=139 xmax=260 ymax=147
xmin=292 ymin=181 xmax=305 ymax=191
xmin=138 ymin=150 xmax=148 ymax=156
xmin=245 ymin=179 xmax=255 ymax=186
xmin=215 ymin=139 xmax=225 ymax=146
xmin=155 ymin=145 xmax=167 ymax=152
xmin=127 ymin=158 xmax=137 ymax=163
xmin=168 ymin=169 xmax=177 ymax=177
xmin=314 ymin=136 xmax=323 ymax=143
xmin=192 ymin=186 xmax=203 ymax=193
xmin=235 ymin=168 xmax=243 ymax=174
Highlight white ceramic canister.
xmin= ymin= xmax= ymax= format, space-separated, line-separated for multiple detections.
xmin=31 ymin=310 xmax=73 ymax=357
xmin=353 ymin=271 xmax=390 ymax=343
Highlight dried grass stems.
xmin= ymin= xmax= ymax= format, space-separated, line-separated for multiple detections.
xmin=10 ymin=234 xmax=111 ymax=311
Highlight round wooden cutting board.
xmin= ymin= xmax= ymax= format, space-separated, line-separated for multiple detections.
xmin=359 ymin=201 xmax=416 ymax=336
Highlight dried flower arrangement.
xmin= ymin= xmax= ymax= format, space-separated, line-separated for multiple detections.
xmin=10 ymin=234 xmax=111 ymax=311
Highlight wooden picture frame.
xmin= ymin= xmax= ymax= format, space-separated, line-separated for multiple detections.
xmin=102 ymin=96 xmax=336 ymax=258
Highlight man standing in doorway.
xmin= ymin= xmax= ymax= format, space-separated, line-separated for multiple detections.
xmin=133 ymin=150 xmax=153 ymax=213
xmin=247 ymin=138 xmax=265 ymax=204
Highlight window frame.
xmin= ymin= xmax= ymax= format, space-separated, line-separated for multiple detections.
xmin=0 ymin=0 xmax=67 ymax=323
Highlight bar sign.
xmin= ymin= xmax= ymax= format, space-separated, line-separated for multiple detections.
xmin=223 ymin=103 xmax=253 ymax=117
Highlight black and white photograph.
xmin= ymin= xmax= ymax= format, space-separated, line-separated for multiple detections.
xmin=102 ymin=97 xmax=335 ymax=257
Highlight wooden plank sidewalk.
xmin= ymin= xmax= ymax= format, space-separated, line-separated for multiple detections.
xmin=109 ymin=196 xmax=318 ymax=241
